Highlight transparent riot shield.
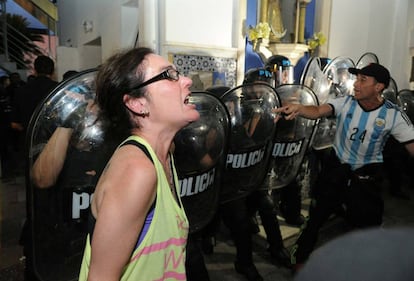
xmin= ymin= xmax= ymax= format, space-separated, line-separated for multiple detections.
xmin=173 ymin=92 xmax=230 ymax=233
xmin=382 ymin=77 xmax=398 ymax=104
xmin=26 ymin=69 xmax=115 ymax=281
xmin=298 ymin=57 xmax=331 ymax=194
xmin=300 ymin=56 xmax=331 ymax=104
xmin=397 ymin=89 xmax=414 ymax=123
xmin=355 ymin=52 xmax=379 ymax=69
xmin=323 ymin=56 xmax=355 ymax=98
xmin=219 ymin=83 xmax=280 ymax=203
xmin=310 ymin=56 xmax=355 ymax=150
xmin=266 ymin=84 xmax=318 ymax=189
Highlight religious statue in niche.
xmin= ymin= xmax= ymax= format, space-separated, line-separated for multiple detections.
xmin=268 ymin=0 xmax=287 ymax=42
xmin=259 ymin=0 xmax=312 ymax=44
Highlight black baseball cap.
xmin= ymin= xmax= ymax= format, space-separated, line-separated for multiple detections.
xmin=348 ymin=63 xmax=390 ymax=88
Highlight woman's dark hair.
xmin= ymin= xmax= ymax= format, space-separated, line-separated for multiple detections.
xmin=95 ymin=47 xmax=154 ymax=140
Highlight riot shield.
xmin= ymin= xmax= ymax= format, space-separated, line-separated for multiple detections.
xmin=219 ymin=83 xmax=280 ymax=203
xmin=26 ymin=69 xmax=115 ymax=281
xmin=382 ymin=77 xmax=398 ymax=104
xmin=322 ymin=56 xmax=355 ymax=98
xmin=355 ymin=52 xmax=379 ymax=69
xmin=266 ymin=84 xmax=318 ymax=189
xmin=300 ymin=56 xmax=330 ymax=104
xmin=310 ymin=56 xmax=355 ymax=150
xmin=173 ymin=92 xmax=230 ymax=233
xmin=397 ymin=89 xmax=414 ymax=123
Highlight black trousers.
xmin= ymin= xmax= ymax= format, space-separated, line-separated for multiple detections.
xmin=383 ymin=136 xmax=412 ymax=194
xmin=279 ymin=181 xmax=302 ymax=220
xmin=186 ymin=231 xmax=210 ymax=281
xmin=0 ymin=126 xmax=14 ymax=177
xmin=247 ymin=190 xmax=284 ymax=252
xmin=220 ymin=197 xmax=254 ymax=265
xmin=293 ymin=151 xmax=384 ymax=264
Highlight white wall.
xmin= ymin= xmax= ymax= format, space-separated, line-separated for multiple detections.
xmin=137 ymin=0 xmax=243 ymax=50
xmin=162 ymin=0 xmax=234 ymax=47
xmin=121 ymin=4 xmax=140 ymax=47
xmin=58 ymin=0 xmax=240 ymax=58
xmin=57 ymin=0 xmax=241 ymax=73
xmin=137 ymin=0 xmax=161 ymax=51
xmin=55 ymin=0 xmax=414 ymax=89
xmin=320 ymin=0 xmax=413 ymax=90
xmin=56 ymin=46 xmax=79 ymax=81
xmin=56 ymin=0 xmax=140 ymax=79
xmin=137 ymin=0 xmax=245 ymax=83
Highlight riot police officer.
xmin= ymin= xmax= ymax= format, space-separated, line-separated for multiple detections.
xmin=265 ymin=55 xmax=305 ymax=226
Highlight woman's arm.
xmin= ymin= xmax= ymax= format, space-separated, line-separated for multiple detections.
xmin=87 ymin=145 xmax=157 ymax=281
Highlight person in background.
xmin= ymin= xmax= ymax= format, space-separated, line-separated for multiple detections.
xmin=11 ymin=56 xmax=58 ymax=133
xmin=27 ymin=74 xmax=36 ymax=82
xmin=62 ymin=70 xmax=79 ymax=81
xmin=29 ymin=82 xmax=114 ymax=280
xmin=265 ymin=55 xmax=305 ymax=227
xmin=78 ymin=47 xmax=200 ymax=280
xmin=243 ymin=68 xmax=291 ymax=268
xmin=197 ymin=85 xmax=231 ymax=258
xmin=213 ymin=69 xmax=290 ymax=281
xmin=0 ymin=75 xmax=13 ymax=180
xmin=6 ymin=72 xmax=26 ymax=104
xmin=0 ymin=75 xmax=10 ymax=89
xmin=11 ymin=56 xmax=58 ymax=144
xmin=12 ymin=56 xmax=59 ymax=280
xmin=5 ymin=72 xmax=26 ymax=156
xmin=201 ymin=83 xmax=267 ymax=281
xmin=275 ymin=63 xmax=414 ymax=272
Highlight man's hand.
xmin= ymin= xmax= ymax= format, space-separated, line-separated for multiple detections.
xmin=273 ymin=104 xmax=301 ymax=121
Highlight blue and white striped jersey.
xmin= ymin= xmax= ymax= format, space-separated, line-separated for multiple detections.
xmin=328 ymin=95 xmax=414 ymax=170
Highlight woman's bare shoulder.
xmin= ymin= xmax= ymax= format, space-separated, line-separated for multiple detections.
xmin=93 ymin=144 xmax=157 ymax=214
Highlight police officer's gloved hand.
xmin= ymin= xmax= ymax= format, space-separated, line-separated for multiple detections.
xmin=60 ymin=102 xmax=88 ymax=129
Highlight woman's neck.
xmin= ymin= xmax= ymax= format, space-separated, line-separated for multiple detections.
xmin=130 ymin=127 xmax=175 ymax=163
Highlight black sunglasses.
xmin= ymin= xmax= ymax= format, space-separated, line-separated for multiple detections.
xmin=131 ymin=68 xmax=180 ymax=90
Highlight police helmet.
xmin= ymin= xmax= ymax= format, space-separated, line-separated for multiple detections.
xmin=243 ymin=68 xmax=274 ymax=85
xmin=265 ymin=55 xmax=291 ymax=73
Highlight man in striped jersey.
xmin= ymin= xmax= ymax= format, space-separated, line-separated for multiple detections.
xmin=275 ymin=63 xmax=414 ymax=272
